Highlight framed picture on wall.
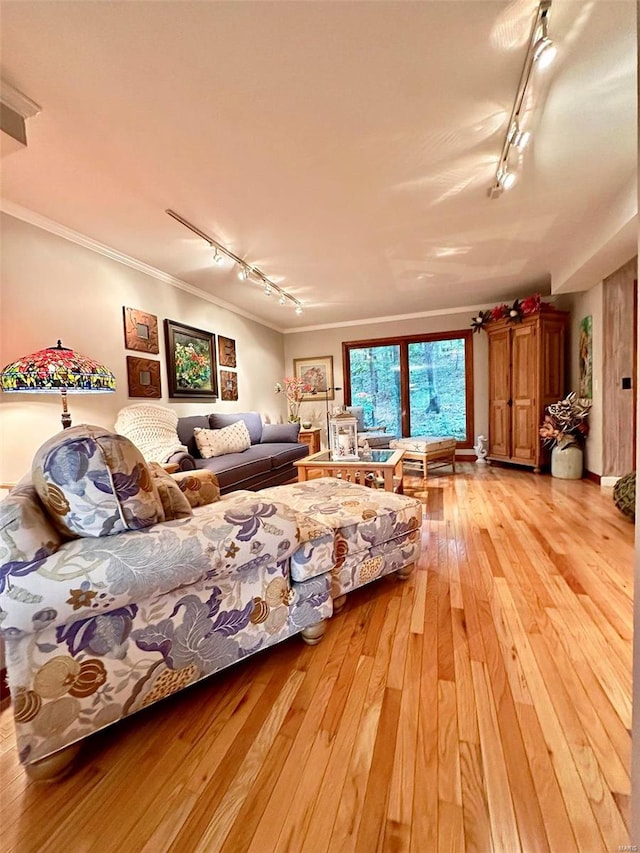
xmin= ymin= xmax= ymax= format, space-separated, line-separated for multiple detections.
xmin=126 ymin=356 xmax=161 ymax=398
xmin=218 ymin=335 xmax=237 ymax=368
xmin=123 ymin=307 xmax=159 ymax=354
xmin=220 ymin=370 xmax=238 ymax=401
xmin=164 ymin=319 xmax=218 ymax=399
xmin=293 ymin=355 xmax=334 ymax=401
xmin=579 ymin=315 xmax=593 ymax=399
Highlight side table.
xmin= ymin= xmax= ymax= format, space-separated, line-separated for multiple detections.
xmin=298 ymin=427 xmax=321 ymax=455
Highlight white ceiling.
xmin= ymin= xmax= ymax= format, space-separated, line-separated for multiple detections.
xmin=0 ymin=0 xmax=636 ymax=332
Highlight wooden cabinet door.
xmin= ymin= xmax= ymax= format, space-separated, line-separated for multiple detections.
xmin=488 ymin=327 xmax=511 ymax=458
xmin=510 ymin=323 xmax=538 ymax=465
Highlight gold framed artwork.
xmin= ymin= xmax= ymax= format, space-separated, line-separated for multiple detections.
xmin=126 ymin=356 xmax=161 ymax=398
xmin=123 ymin=307 xmax=159 ymax=354
xmin=218 ymin=335 xmax=237 ymax=368
xmin=220 ymin=370 xmax=238 ymax=401
xmin=293 ymin=355 xmax=335 ymax=401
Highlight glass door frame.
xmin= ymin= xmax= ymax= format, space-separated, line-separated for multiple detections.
xmin=342 ymin=329 xmax=475 ymax=448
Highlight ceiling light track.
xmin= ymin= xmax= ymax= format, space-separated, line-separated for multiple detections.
xmin=165 ymin=209 xmax=303 ymax=312
xmin=488 ymin=0 xmax=556 ymax=199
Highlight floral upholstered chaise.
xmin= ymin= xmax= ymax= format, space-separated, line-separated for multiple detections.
xmin=0 ymin=425 xmax=332 ymax=779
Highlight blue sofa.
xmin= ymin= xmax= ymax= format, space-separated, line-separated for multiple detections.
xmin=172 ymin=412 xmax=309 ymax=494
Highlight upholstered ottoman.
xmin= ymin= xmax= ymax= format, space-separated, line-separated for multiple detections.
xmin=258 ymin=477 xmax=422 ymax=610
xmin=388 ymin=436 xmax=456 ymax=480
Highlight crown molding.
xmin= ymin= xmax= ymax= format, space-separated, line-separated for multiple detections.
xmin=283 ymin=303 xmax=492 ymax=335
xmin=0 ymin=201 xmax=283 ymax=332
xmin=0 ymin=81 xmax=41 ymax=118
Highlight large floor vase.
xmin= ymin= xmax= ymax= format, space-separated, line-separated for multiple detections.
xmin=551 ymin=438 xmax=583 ymax=479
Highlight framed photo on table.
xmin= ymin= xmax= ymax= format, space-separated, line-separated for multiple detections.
xmin=164 ymin=319 xmax=218 ymax=399
xmin=293 ymin=355 xmax=334 ymax=401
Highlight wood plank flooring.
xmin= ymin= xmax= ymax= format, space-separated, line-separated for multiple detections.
xmin=0 ymin=464 xmax=634 ymax=852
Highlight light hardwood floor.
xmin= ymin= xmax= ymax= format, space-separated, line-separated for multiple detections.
xmin=0 ymin=464 xmax=634 ymax=852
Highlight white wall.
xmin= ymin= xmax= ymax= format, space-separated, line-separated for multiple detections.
xmin=284 ymin=312 xmax=488 ymax=452
xmin=0 ymin=213 xmax=287 ymax=484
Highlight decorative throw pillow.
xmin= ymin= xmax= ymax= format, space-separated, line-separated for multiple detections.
xmin=260 ymin=423 xmax=300 ymax=444
xmin=193 ymin=421 xmax=251 ymax=458
xmin=32 ymin=425 xmax=164 ymax=538
xmin=173 ymin=470 xmax=221 ymax=507
xmin=148 ymin=463 xmax=193 ymax=520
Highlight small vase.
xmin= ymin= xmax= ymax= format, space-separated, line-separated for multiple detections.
xmin=551 ymin=437 xmax=583 ymax=479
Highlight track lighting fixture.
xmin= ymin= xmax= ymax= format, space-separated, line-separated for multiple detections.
xmin=165 ymin=210 xmax=304 ymax=314
xmin=488 ymin=0 xmax=556 ymax=199
xmin=533 ymin=14 xmax=557 ymax=69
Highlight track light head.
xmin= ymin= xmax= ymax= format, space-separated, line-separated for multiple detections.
xmin=513 ymin=129 xmax=531 ymax=150
xmin=238 ymin=265 xmax=250 ymax=281
xmin=295 ymin=305 xmax=303 ymax=315
xmin=279 ymin=294 xmax=286 ymax=305
xmin=264 ymin=282 xmax=272 ymax=296
xmin=533 ymin=36 xmax=556 ymax=68
xmin=498 ymin=168 xmax=516 ymax=190
xmin=212 ymin=247 xmax=224 ymax=264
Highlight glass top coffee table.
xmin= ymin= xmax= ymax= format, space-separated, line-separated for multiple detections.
xmin=295 ymin=448 xmax=405 ymax=493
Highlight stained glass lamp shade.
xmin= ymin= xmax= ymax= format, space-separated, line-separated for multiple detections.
xmin=0 ymin=340 xmax=116 ymax=429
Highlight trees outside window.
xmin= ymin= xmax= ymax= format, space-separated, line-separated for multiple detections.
xmin=343 ymin=330 xmax=474 ymax=446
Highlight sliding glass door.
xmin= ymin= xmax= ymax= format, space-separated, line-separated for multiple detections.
xmin=344 ymin=330 xmax=473 ymax=446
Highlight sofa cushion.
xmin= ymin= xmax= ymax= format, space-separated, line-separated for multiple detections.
xmin=195 ymin=452 xmax=271 ymax=490
xmin=267 ymin=442 xmax=309 ymax=469
xmin=32 ymin=425 xmax=163 ymax=538
xmin=194 ymin=421 xmax=251 ymax=458
xmin=260 ymin=423 xmax=300 ymax=444
xmin=176 ymin=415 xmax=210 ymax=458
xmin=173 ymin=470 xmax=221 ymax=507
xmin=148 ymin=463 xmax=193 ymax=520
xmin=209 ymin=412 xmax=263 ymax=445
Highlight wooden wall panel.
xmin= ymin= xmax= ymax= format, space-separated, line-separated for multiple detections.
xmin=602 ymin=258 xmax=637 ymax=476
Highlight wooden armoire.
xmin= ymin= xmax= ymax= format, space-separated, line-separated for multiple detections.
xmin=486 ymin=306 xmax=568 ymax=471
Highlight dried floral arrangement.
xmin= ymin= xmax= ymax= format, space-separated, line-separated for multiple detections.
xmin=471 ymin=294 xmax=548 ymax=333
xmin=539 ymin=392 xmax=592 ymax=449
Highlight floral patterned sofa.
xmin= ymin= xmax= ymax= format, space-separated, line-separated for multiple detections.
xmin=1 ymin=426 xmax=423 ymax=781
xmin=0 ymin=425 xmax=332 ymax=780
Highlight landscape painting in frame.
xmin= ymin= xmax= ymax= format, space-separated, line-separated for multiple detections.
xmin=579 ymin=315 xmax=593 ymax=399
xmin=294 ymin=355 xmax=334 ymax=402
xmin=164 ymin=319 xmax=218 ymax=399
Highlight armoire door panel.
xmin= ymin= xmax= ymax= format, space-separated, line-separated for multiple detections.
xmin=512 ymin=402 xmax=536 ymax=463
xmin=489 ymin=403 xmax=510 ymax=458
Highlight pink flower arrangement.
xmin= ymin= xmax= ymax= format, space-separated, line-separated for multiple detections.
xmin=275 ymin=376 xmax=313 ymax=422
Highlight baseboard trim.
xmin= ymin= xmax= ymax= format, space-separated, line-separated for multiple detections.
xmin=600 ymin=476 xmax=621 ymax=488
xmin=584 ymin=470 xmax=601 ymax=485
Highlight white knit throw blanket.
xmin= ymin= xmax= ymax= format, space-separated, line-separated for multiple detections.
xmin=114 ymin=404 xmax=188 ymax=463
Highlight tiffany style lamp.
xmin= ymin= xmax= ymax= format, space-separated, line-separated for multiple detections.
xmin=0 ymin=340 xmax=116 ymax=429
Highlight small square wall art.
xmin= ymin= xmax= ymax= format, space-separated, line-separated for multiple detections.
xmin=218 ymin=335 xmax=237 ymax=368
xmin=123 ymin=307 xmax=159 ymax=354
xmin=220 ymin=370 xmax=238 ymax=401
xmin=126 ymin=356 xmax=161 ymax=398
